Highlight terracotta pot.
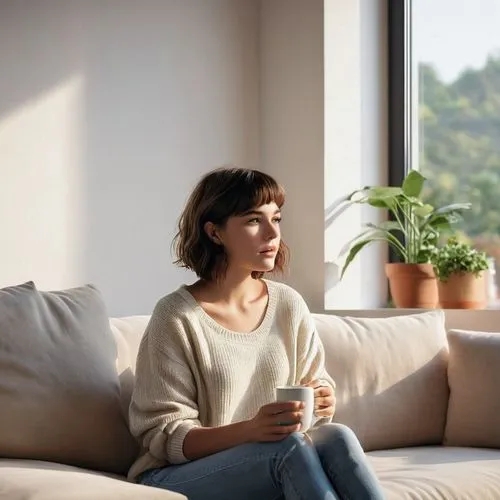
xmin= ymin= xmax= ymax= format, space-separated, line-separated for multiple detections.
xmin=385 ymin=263 xmax=438 ymax=308
xmin=437 ymin=272 xmax=486 ymax=309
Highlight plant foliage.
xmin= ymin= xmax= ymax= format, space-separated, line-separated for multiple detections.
xmin=432 ymin=236 xmax=489 ymax=282
xmin=339 ymin=170 xmax=471 ymax=279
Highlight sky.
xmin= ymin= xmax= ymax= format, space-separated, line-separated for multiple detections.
xmin=414 ymin=0 xmax=500 ymax=83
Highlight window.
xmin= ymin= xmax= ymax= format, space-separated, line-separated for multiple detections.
xmin=389 ymin=0 xmax=500 ymax=297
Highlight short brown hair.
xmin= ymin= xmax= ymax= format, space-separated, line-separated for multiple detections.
xmin=173 ymin=167 xmax=289 ymax=281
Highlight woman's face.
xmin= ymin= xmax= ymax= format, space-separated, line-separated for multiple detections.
xmin=214 ymin=202 xmax=282 ymax=274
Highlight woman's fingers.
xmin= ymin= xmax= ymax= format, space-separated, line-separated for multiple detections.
xmin=315 ymin=395 xmax=335 ymax=409
xmin=315 ymin=407 xmax=335 ymax=417
xmin=271 ymin=423 xmax=301 ymax=435
xmin=314 ymin=386 xmax=333 ymax=397
xmin=269 ymin=410 xmax=303 ymax=426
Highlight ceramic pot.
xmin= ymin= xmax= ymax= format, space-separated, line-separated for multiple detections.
xmin=437 ymin=271 xmax=486 ymax=309
xmin=385 ymin=263 xmax=438 ymax=309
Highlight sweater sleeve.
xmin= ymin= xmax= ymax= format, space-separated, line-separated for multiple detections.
xmin=295 ymin=297 xmax=336 ymax=428
xmin=129 ymin=301 xmax=201 ymax=464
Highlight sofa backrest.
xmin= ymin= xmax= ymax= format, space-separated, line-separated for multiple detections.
xmin=109 ymin=316 xmax=150 ymax=418
xmin=331 ymin=308 xmax=500 ymax=332
xmin=315 ymin=311 xmax=449 ymax=451
xmin=110 ymin=309 xmax=500 ymax=449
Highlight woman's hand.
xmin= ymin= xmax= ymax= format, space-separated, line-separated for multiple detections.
xmin=302 ymin=379 xmax=336 ymax=418
xmin=244 ymin=401 xmax=304 ymax=442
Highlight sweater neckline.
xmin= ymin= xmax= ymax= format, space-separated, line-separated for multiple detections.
xmin=177 ymin=279 xmax=277 ymax=339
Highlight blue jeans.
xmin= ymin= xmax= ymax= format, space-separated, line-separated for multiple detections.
xmin=138 ymin=423 xmax=385 ymax=500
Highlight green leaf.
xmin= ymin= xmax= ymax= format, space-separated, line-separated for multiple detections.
xmin=367 ymin=198 xmax=390 ymax=208
xmin=421 ymin=227 xmax=440 ymax=241
xmin=404 ymin=196 xmax=425 ymax=207
xmin=414 ymin=204 xmax=434 ymax=217
xmin=350 ymin=187 xmax=404 ymax=212
xmin=338 ymin=229 xmax=376 ymax=256
xmin=402 ymin=170 xmax=426 ymax=197
xmin=422 ymin=207 xmax=466 ymax=234
xmin=340 ymin=232 xmax=410 ymax=277
xmin=364 ymin=224 xmax=409 ymax=259
xmin=365 ymin=221 xmax=402 ymax=232
xmin=433 ymin=202 xmax=472 ymax=215
xmin=340 ymin=239 xmax=374 ymax=279
xmin=347 ymin=188 xmax=369 ymax=202
xmin=428 ymin=214 xmax=461 ymax=229
xmin=432 ymin=237 xmax=489 ymax=281
xmin=367 ymin=186 xmax=403 ymax=198
xmin=368 ymin=195 xmax=400 ymax=211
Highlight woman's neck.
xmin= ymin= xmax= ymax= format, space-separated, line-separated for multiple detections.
xmin=192 ymin=272 xmax=266 ymax=306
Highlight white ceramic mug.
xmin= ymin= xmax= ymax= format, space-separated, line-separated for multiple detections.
xmin=275 ymin=385 xmax=314 ymax=432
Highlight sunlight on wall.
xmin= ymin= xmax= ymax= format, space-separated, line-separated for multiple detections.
xmin=324 ymin=0 xmax=387 ymax=310
xmin=0 ymin=74 xmax=84 ymax=290
xmin=324 ymin=0 xmax=363 ymax=309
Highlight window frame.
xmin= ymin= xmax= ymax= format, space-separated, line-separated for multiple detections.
xmin=388 ymin=0 xmax=412 ymax=187
xmin=387 ymin=0 xmax=413 ymax=265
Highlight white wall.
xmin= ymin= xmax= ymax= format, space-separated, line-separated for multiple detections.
xmin=0 ymin=0 xmax=387 ymax=315
xmin=324 ymin=0 xmax=388 ymax=309
xmin=260 ymin=0 xmax=325 ymax=312
xmin=359 ymin=0 xmax=388 ymax=308
xmin=0 ymin=0 xmax=260 ymax=315
xmin=261 ymin=0 xmax=388 ymax=311
xmin=323 ymin=0 xmax=364 ymax=309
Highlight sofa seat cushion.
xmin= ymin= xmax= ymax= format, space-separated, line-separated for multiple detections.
xmin=0 ymin=459 xmax=186 ymax=500
xmin=368 ymin=446 xmax=500 ymax=499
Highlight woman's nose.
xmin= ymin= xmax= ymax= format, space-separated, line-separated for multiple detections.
xmin=265 ymin=221 xmax=279 ymax=239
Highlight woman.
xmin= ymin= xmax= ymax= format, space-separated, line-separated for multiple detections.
xmin=128 ymin=167 xmax=385 ymax=500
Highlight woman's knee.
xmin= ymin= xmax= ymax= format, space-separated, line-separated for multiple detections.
xmin=330 ymin=423 xmax=358 ymax=441
xmin=275 ymin=431 xmax=307 ymax=450
xmin=312 ymin=423 xmax=363 ymax=453
xmin=269 ymin=432 xmax=310 ymax=459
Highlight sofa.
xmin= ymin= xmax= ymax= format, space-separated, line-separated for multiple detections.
xmin=1 ymin=282 xmax=500 ymax=499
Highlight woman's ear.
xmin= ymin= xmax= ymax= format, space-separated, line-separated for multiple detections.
xmin=204 ymin=221 xmax=222 ymax=245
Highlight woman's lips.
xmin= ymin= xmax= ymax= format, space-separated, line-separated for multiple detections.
xmin=259 ymin=247 xmax=277 ymax=255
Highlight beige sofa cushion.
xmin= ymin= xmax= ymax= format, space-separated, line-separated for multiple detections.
xmin=0 ymin=282 xmax=137 ymax=475
xmin=368 ymin=446 xmax=500 ymax=500
xmin=315 ymin=310 xmax=449 ymax=451
xmin=110 ymin=315 xmax=151 ymax=417
xmin=444 ymin=329 xmax=500 ymax=448
xmin=0 ymin=459 xmax=186 ymax=500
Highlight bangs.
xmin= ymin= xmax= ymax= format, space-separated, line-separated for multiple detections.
xmin=207 ymin=169 xmax=285 ymax=223
xmin=233 ymin=173 xmax=285 ymax=215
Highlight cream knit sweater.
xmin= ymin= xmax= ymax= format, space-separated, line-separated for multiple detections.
xmin=127 ymin=279 xmax=334 ymax=481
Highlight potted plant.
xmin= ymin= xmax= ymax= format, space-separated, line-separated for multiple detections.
xmin=432 ymin=237 xmax=489 ymax=309
xmin=337 ymin=170 xmax=471 ymax=308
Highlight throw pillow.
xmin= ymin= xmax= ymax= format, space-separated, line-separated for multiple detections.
xmin=0 ymin=282 xmax=138 ymax=474
xmin=315 ymin=310 xmax=449 ymax=451
xmin=444 ymin=329 xmax=500 ymax=448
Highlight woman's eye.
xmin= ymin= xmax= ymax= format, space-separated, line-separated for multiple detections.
xmin=246 ymin=216 xmax=281 ymax=224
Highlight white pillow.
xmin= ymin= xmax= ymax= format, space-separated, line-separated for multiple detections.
xmin=315 ymin=310 xmax=449 ymax=451
xmin=444 ymin=329 xmax=500 ymax=449
xmin=0 ymin=282 xmax=138 ymax=474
